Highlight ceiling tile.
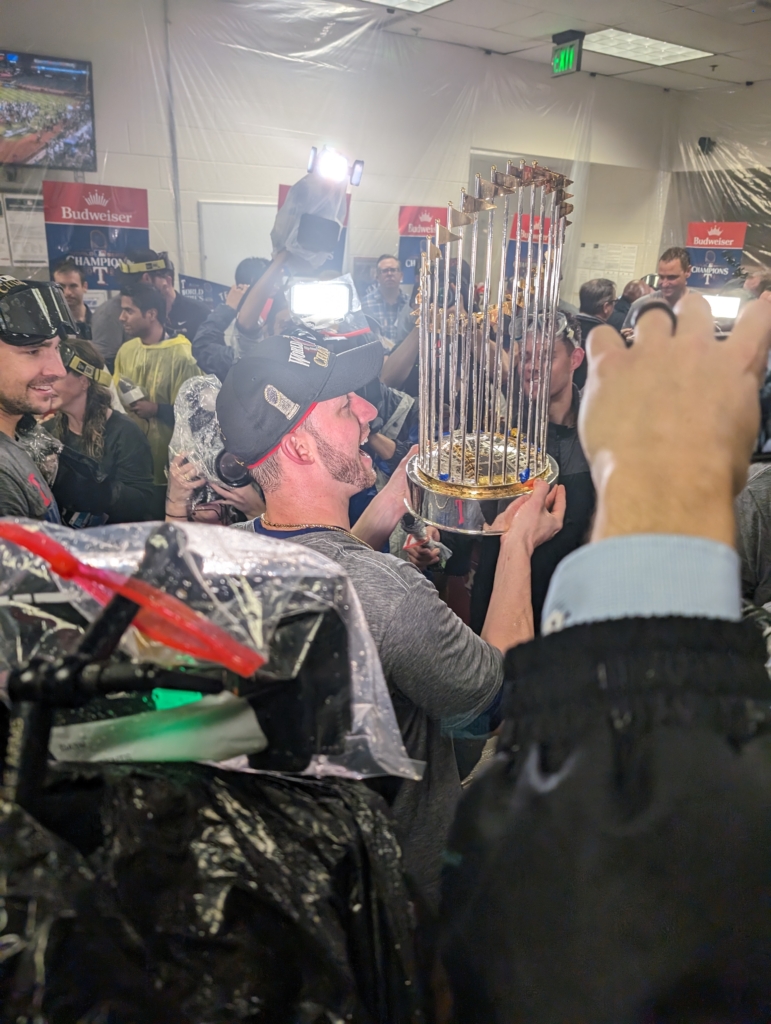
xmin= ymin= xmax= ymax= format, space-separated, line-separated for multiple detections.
xmin=414 ymin=0 xmax=541 ymax=29
xmin=686 ymin=0 xmax=771 ymax=23
xmin=385 ymin=15 xmax=536 ymax=52
xmin=615 ymin=64 xmax=734 ymax=88
xmin=579 ymin=50 xmax=651 ymax=74
xmin=522 ymin=0 xmax=677 ymax=25
xmin=618 ymin=6 xmax=756 ymax=51
xmin=728 ymin=45 xmax=771 ymax=65
xmin=509 ymin=42 xmax=555 ymax=62
xmin=666 ymin=52 xmax=771 ymax=79
xmin=496 ymin=10 xmax=605 ymax=38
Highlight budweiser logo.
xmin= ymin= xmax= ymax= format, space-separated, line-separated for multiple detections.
xmin=84 ymin=191 xmax=109 ymax=208
xmin=418 ymin=210 xmax=433 ymax=223
xmin=707 ymin=225 xmax=722 ymax=236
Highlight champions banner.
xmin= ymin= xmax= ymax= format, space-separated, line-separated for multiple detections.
xmin=398 ymin=206 xmax=447 ymax=285
xmin=43 ymin=182 xmax=150 ymax=290
xmin=686 ymin=221 xmax=747 ymax=289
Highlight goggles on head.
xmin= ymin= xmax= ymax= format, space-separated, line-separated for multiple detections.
xmin=512 ymin=311 xmax=573 ymax=345
xmin=59 ymin=341 xmax=113 ymax=387
xmin=0 ymin=277 xmax=78 ymax=347
xmin=118 ymin=253 xmax=172 ymax=276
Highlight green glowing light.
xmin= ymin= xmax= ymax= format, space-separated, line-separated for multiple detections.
xmin=152 ymin=688 xmax=203 ymax=711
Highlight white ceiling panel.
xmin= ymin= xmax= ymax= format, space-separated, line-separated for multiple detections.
xmin=666 ymin=52 xmax=771 ymax=79
xmin=618 ymin=6 xmax=757 ymax=51
xmin=510 ymin=42 xmax=557 ymax=62
xmin=614 ymin=64 xmax=733 ymax=88
xmin=403 ymin=0 xmax=541 ymax=30
xmin=381 ymin=0 xmax=771 ymax=90
xmin=686 ymin=0 xmax=771 ymax=24
xmin=496 ymin=11 xmax=605 ymax=38
xmin=385 ymin=14 xmax=537 ymax=51
xmin=579 ymin=49 xmax=652 ymax=74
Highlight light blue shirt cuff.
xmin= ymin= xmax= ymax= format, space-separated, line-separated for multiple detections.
xmin=541 ymin=535 xmax=741 ymax=635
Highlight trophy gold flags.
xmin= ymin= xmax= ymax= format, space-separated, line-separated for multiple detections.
xmin=406 ymin=162 xmax=574 ymax=533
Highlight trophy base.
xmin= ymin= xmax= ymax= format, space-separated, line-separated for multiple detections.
xmin=406 ymin=453 xmax=559 ymax=535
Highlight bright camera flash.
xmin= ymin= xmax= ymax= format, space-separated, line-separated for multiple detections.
xmin=316 ymin=148 xmax=350 ymax=183
xmin=703 ymin=295 xmax=741 ymax=319
xmin=290 ymin=281 xmax=352 ymax=321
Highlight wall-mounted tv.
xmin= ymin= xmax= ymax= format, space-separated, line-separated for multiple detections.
xmin=0 ymin=50 xmax=95 ymax=171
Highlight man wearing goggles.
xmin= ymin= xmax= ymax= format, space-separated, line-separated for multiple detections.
xmin=0 ymin=276 xmax=75 ymax=522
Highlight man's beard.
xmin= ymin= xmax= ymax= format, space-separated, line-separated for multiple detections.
xmin=305 ymin=421 xmax=376 ymax=491
xmin=0 ymin=376 xmax=60 ymax=417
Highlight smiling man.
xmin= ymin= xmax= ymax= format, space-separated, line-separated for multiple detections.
xmin=623 ymin=247 xmax=692 ymax=330
xmin=0 ymin=277 xmax=70 ymax=522
xmin=216 ymin=332 xmax=566 ymax=908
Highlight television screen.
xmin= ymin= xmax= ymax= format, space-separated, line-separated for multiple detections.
xmin=0 ymin=50 xmax=95 ymax=171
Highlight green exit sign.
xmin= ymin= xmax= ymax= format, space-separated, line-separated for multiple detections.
xmin=551 ymin=32 xmax=584 ymax=76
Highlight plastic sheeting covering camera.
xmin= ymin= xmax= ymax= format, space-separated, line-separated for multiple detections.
xmin=0 ymin=519 xmax=422 ymax=781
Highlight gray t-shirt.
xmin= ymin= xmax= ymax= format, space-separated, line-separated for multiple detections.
xmin=736 ymin=462 xmax=771 ymax=607
xmin=277 ymin=529 xmax=503 ymax=908
xmin=621 ymin=289 xmax=683 ymax=330
xmin=0 ymin=432 xmax=60 ymax=522
xmin=91 ymin=295 xmax=125 ymax=362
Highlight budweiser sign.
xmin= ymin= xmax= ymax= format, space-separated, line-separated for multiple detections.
xmin=686 ymin=221 xmax=747 ymax=249
xmin=398 ymin=206 xmax=448 ymax=237
xmin=43 ymin=182 xmax=149 ymax=229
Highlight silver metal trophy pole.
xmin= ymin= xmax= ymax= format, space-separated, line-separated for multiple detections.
xmin=406 ymin=160 xmax=571 ymax=534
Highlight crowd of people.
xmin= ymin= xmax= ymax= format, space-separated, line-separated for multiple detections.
xmin=2 ymin=233 xmax=771 ymax=1020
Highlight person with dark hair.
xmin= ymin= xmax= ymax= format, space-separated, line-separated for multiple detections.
xmin=623 ymin=247 xmax=692 ymax=330
xmin=608 ymin=278 xmax=653 ymax=332
xmin=191 ymin=250 xmax=290 ymax=381
xmin=114 ymin=283 xmax=202 ymax=508
xmin=361 ymin=254 xmax=407 ymax=347
xmin=0 ymin=276 xmax=66 ymax=522
xmin=215 ymin=333 xmax=566 ymax=908
xmin=46 ymin=337 xmax=157 ymax=526
xmin=235 ymin=256 xmax=270 ymax=286
xmin=577 ymin=277 xmax=616 ymax=334
xmin=53 ymin=259 xmax=92 ymax=340
xmin=470 ymin=312 xmax=595 ymax=636
xmin=90 ymin=248 xmax=162 ymax=371
xmin=144 ymin=254 xmax=209 ymax=341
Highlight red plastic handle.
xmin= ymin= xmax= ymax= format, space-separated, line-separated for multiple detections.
xmin=0 ymin=523 xmax=264 ymax=678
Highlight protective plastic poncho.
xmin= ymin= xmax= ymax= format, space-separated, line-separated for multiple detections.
xmin=113 ymin=334 xmax=203 ymax=485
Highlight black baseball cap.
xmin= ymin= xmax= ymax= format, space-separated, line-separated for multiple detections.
xmin=217 ymin=334 xmax=384 ymax=468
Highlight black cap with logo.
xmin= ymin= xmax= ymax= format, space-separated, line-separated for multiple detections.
xmin=216 ymin=334 xmax=384 ymax=469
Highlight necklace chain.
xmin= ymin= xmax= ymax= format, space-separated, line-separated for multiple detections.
xmin=258 ymin=514 xmax=373 ymax=549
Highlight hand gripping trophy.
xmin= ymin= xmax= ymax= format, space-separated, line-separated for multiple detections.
xmin=406 ymin=161 xmax=574 ymax=534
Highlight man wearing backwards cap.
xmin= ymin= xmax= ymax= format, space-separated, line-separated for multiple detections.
xmin=0 ymin=277 xmax=70 ymax=522
xmin=217 ymin=333 xmax=566 ymax=908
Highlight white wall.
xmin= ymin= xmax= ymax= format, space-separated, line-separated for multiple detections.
xmin=3 ymin=0 xmax=678 ymax=285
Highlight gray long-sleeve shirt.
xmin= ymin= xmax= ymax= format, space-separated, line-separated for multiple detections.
xmin=254 ymin=526 xmax=503 ymax=908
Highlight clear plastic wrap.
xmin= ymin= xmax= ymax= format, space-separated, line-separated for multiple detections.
xmin=14 ymin=422 xmax=62 ymax=486
xmin=168 ymin=373 xmax=227 ymax=504
xmin=0 ymin=519 xmax=422 ymax=781
xmin=271 ymin=172 xmax=349 ymax=270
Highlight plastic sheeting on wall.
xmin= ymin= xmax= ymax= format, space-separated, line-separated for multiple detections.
xmin=6 ymin=0 xmax=771 ymax=292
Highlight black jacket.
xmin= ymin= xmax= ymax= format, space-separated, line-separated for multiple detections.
xmin=440 ymin=617 xmax=771 ymax=1024
xmin=48 ymin=412 xmax=158 ymax=527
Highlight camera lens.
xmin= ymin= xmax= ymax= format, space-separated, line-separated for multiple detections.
xmin=215 ymin=450 xmax=252 ymax=488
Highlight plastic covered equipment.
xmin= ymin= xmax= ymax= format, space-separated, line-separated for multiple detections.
xmin=0 ymin=518 xmax=421 ymax=782
xmin=0 ymin=761 xmax=425 ymax=1023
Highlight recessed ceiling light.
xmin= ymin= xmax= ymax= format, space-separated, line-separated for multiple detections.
xmin=583 ymin=28 xmax=712 ymax=66
xmin=359 ymin=0 xmax=451 ymax=11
